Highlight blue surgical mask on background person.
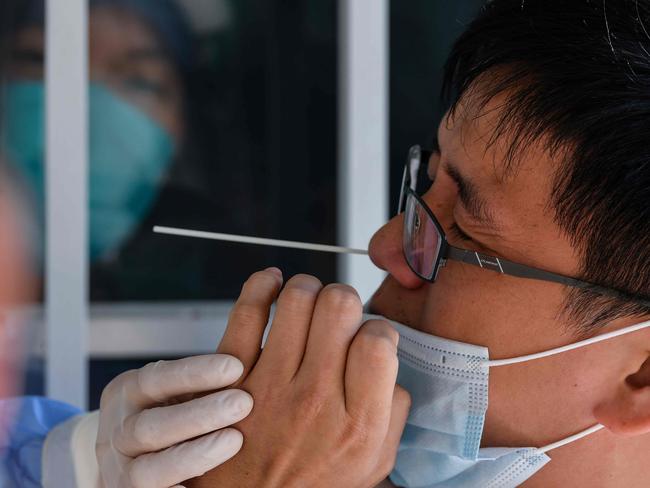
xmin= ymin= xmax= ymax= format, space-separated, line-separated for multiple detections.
xmin=1 ymin=81 xmax=175 ymax=261
xmin=361 ymin=313 xmax=650 ymax=488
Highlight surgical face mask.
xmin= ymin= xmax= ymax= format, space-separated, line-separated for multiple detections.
xmin=361 ymin=313 xmax=650 ymax=488
xmin=1 ymin=81 xmax=175 ymax=261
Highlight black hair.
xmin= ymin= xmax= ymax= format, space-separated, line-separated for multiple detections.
xmin=442 ymin=0 xmax=650 ymax=332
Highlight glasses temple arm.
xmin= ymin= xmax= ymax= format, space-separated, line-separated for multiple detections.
xmin=445 ymin=246 xmax=650 ymax=308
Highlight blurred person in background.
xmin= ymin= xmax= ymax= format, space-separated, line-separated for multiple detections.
xmin=3 ymin=0 xmax=263 ymax=301
xmin=0 ymin=1 xmax=258 ymax=487
xmin=0 ymin=174 xmax=38 ymax=461
xmin=0 ymin=0 xmax=404 ymax=486
xmin=0 ymin=170 xmax=254 ymax=487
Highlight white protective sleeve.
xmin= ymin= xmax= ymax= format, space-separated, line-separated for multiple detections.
xmin=42 ymin=411 xmax=101 ymax=488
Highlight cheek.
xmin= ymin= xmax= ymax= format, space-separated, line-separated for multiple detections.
xmin=483 ymin=341 xmax=622 ymax=447
xmin=367 ymin=274 xmax=430 ymax=326
xmin=418 ymin=260 xmax=570 ymax=356
xmin=483 ymin=360 xmax=581 ymax=447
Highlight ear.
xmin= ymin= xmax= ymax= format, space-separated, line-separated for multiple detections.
xmin=593 ymin=356 xmax=650 ymax=436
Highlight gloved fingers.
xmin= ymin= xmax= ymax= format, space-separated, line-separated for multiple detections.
xmin=131 ymin=354 xmax=245 ymax=406
xmin=128 ymin=428 xmax=243 ymax=488
xmin=117 ymin=388 xmax=253 ymax=457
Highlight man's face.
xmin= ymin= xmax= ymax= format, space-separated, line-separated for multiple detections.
xmin=367 ymin=90 xmax=641 ymax=453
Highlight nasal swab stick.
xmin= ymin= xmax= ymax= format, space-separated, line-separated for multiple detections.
xmin=153 ymin=226 xmax=369 ymax=256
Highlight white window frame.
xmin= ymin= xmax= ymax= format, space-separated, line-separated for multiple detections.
xmin=338 ymin=0 xmax=388 ymax=302
xmin=43 ymin=0 xmax=388 ymax=410
xmin=45 ymin=0 xmax=89 ymax=409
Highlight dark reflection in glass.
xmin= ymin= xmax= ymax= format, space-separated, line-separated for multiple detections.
xmin=0 ymin=0 xmax=487 ymax=407
xmin=2 ymin=0 xmax=339 ymax=301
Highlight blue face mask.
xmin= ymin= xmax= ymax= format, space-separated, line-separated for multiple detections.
xmin=362 ymin=313 xmax=650 ymax=488
xmin=2 ymin=81 xmax=175 ymax=261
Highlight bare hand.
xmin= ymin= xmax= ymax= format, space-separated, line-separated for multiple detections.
xmin=188 ymin=269 xmax=410 ymax=488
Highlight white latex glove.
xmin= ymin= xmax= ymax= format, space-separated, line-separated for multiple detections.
xmin=96 ymin=354 xmax=253 ymax=488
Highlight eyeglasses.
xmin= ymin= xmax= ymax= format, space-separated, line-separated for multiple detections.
xmin=398 ymin=145 xmax=650 ymax=308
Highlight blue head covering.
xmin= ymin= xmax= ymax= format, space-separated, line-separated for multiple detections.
xmin=15 ymin=0 xmax=195 ymax=74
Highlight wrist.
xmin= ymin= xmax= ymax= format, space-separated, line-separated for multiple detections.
xmin=43 ymin=411 xmax=101 ymax=487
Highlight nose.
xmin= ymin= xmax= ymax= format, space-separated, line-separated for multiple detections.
xmin=368 ymin=212 xmax=425 ymax=290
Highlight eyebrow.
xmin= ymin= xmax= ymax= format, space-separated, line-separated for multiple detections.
xmin=443 ymin=161 xmax=500 ymax=230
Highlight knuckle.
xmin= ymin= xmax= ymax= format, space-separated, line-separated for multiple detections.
xmin=367 ymin=345 xmax=399 ymax=372
xmin=319 ymin=284 xmax=361 ymax=312
xmin=276 ymin=275 xmax=323 ymax=315
xmin=354 ymin=324 xmax=399 ymax=367
xmin=278 ymin=284 xmax=319 ymax=308
xmin=136 ymin=360 xmax=165 ymax=400
xmin=286 ymin=273 xmax=323 ymax=290
xmin=130 ymin=411 xmax=157 ymax=451
xmin=294 ymin=386 xmax=329 ymax=422
xmin=363 ymin=319 xmax=399 ymax=344
xmin=100 ymin=370 xmax=135 ymax=408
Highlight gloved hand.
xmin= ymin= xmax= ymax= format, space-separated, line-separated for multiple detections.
xmin=96 ymin=354 xmax=253 ymax=488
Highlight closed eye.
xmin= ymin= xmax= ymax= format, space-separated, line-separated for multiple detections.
xmin=449 ymin=220 xmax=503 ymax=258
xmin=449 ymin=222 xmax=473 ymax=243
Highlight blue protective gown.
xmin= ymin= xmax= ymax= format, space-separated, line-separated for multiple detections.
xmin=0 ymin=397 xmax=81 ymax=487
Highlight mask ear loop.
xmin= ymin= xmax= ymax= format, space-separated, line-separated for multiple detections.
xmin=538 ymin=424 xmax=604 ymax=454
xmin=483 ymin=321 xmax=650 ymax=454
xmin=483 ymin=319 xmax=650 ymax=368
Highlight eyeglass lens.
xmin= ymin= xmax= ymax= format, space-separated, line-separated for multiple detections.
xmin=403 ymin=192 xmax=441 ymax=280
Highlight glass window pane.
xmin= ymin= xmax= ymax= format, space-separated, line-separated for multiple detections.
xmin=389 ymin=1 xmax=484 ymax=210
xmin=1 ymin=0 xmax=340 ymax=407
xmin=82 ymin=0 xmax=338 ymax=407
xmin=87 ymin=0 xmax=338 ymax=301
xmin=0 ymin=0 xmax=491 ymax=408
